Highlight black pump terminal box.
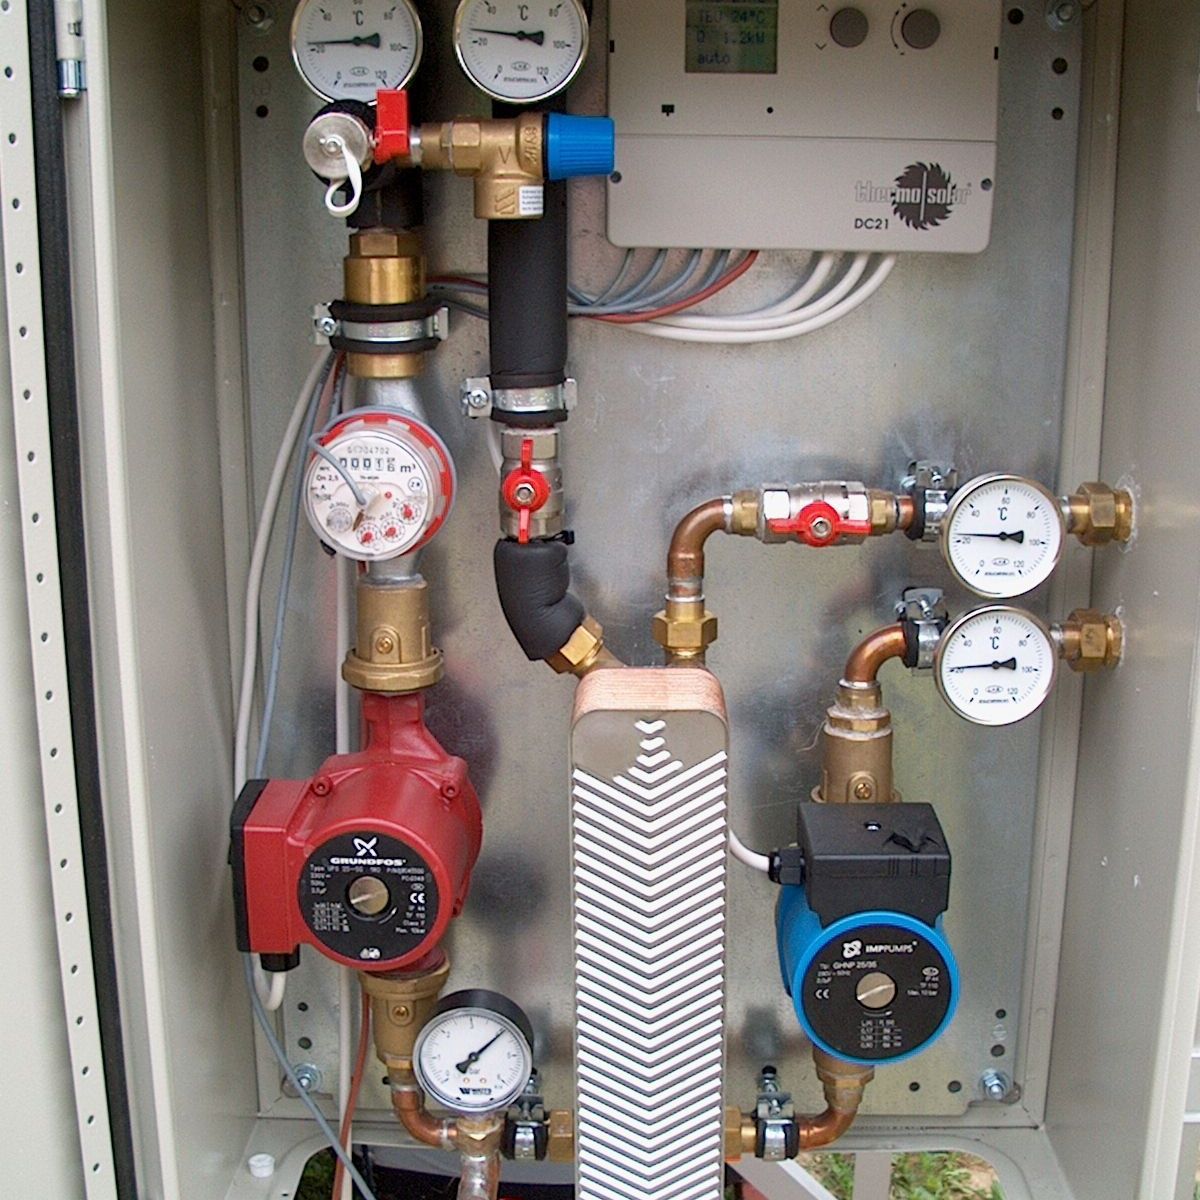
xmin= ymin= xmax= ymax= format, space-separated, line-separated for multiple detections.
xmin=795 ymin=802 xmax=951 ymax=927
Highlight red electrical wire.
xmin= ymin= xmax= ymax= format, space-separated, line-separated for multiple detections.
xmin=589 ymin=251 xmax=760 ymax=325
xmin=332 ymin=989 xmax=372 ymax=1199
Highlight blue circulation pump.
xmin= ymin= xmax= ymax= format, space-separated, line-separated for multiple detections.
xmin=774 ymin=803 xmax=959 ymax=1067
xmin=545 ymin=114 xmax=616 ymax=182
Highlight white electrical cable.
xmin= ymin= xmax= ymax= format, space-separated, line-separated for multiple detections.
xmin=728 ymin=829 xmax=772 ymax=875
xmin=632 ymin=255 xmax=898 ymax=344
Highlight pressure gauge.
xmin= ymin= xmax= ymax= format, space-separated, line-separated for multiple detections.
xmin=413 ymin=990 xmax=535 ymax=1114
xmin=935 ymin=607 xmax=1058 ymax=727
xmin=453 ymin=0 xmax=590 ymax=104
xmin=304 ymin=410 xmax=455 ymax=561
xmin=291 ymin=0 xmax=424 ymax=103
xmin=941 ymin=474 xmax=1064 ymax=599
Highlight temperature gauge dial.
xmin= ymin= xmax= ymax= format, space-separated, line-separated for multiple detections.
xmin=935 ymin=606 xmax=1058 ymax=727
xmin=304 ymin=411 xmax=455 ymax=561
xmin=414 ymin=990 xmax=535 ymax=1114
xmin=941 ymin=474 xmax=1064 ymax=599
xmin=453 ymin=0 xmax=590 ymax=104
xmin=291 ymin=0 xmax=424 ymax=103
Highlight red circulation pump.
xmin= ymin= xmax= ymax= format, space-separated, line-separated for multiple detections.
xmin=232 ymin=692 xmax=482 ymax=972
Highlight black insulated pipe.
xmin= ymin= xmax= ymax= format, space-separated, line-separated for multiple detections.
xmin=494 ymin=540 xmax=585 ymax=662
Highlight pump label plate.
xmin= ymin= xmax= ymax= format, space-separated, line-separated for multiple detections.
xmin=299 ymin=832 xmax=440 ymax=963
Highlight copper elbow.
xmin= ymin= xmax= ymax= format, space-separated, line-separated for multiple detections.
xmin=843 ymin=624 xmax=908 ymax=684
xmin=798 ymin=1105 xmax=858 ymax=1151
xmin=391 ymin=1085 xmax=457 ymax=1150
xmin=667 ymin=499 xmax=729 ymax=604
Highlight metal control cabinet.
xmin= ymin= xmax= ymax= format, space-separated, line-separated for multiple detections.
xmin=2 ymin=0 xmax=1200 ymax=1198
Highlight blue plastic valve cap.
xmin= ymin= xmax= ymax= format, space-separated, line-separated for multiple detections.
xmin=546 ymin=113 xmax=616 ymax=182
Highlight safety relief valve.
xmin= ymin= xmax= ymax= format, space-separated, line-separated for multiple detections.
xmin=774 ymin=803 xmax=958 ymax=1066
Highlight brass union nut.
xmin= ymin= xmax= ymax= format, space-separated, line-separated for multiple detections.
xmin=1062 ymin=609 xmax=1124 ymax=673
xmin=1067 ymin=482 xmax=1135 ymax=546
xmin=652 ymin=609 xmax=719 ymax=652
xmin=868 ymin=489 xmax=900 ymax=535
xmin=548 ymin=617 xmax=606 ymax=676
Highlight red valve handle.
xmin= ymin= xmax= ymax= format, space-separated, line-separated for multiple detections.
xmin=501 ymin=438 xmax=552 ymax=545
xmin=767 ymin=500 xmax=872 ymax=548
xmin=374 ymin=89 xmax=411 ymax=163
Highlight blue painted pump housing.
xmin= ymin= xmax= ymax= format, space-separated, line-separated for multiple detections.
xmin=777 ymin=887 xmax=960 ymax=1068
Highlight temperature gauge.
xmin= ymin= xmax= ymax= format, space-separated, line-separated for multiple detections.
xmin=453 ymin=0 xmax=590 ymax=104
xmin=304 ymin=410 xmax=455 ymax=561
xmin=291 ymin=0 xmax=424 ymax=103
xmin=941 ymin=474 xmax=1064 ymax=599
xmin=935 ymin=607 xmax=1058 ymax=727
xmin=414 ymin=990 xmax=535 ymax=1114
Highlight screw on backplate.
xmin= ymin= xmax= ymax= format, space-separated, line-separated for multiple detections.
xmin=467 ymin=389 xmax=489 ymax=410
xmin=315 ymin=315 xmax=338 ymax=337
xmin=285 ymin=1063 xmax=322 ymax=1097
xmin=1046 ymin=0 xmax=1079 ymax=28
xmin=980 ymin=1069 xmax=1012 ymax=1102
xmin=243 ymin=1 xmax=274 ymax=30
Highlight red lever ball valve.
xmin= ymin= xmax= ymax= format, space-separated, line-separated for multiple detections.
xmin=502 ymin=438 xmax=552 ymax=545
xmin=232 ymin=693 xmax=481 ymax=972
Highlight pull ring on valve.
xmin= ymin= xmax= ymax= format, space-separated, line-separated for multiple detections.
xmin=324 ymin=135 xmax=365 ymax=218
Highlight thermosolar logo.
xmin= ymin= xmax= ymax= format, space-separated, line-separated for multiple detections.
xmin=891 ymin=163 xmax=963 ymax=230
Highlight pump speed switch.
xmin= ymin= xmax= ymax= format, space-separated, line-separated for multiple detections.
xmin=776 ymin=803 xmax=958 ymax=1065
xmin=231 ymin=692 xmax=481 ymax=972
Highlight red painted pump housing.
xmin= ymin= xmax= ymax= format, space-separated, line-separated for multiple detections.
xmin=232 ymin=693 xmax=481 ymax=972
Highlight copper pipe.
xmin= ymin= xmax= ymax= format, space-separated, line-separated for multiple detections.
xmin=798 ymin=1106 xmax=858 ymax=1150
xmin=843 ymin=624 xmax=908 ymax=684
xmin=896 ymin=494 xmax=916 ymax=531
xmin=391 ymin=1083 xmax=457 ymax=1150
xmin=800 ymin=1051 xmax=874 ymax=1150
xmin=667 ymin=499 xmax=729 ymax=603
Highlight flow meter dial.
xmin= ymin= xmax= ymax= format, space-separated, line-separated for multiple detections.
xmin=291 ymin=0 xmax=424 ymax=103
xmin=453 ymin=0 xmax=590 ymax=104
xmin=941 ymin=474 xmax=1064 ymax=598
xmin=935 ymin=606 xmax=1058 ymax=727
xmin=304 ymin=410 xmax=455 ymax=561
xmin=414 ymin=990 xmax=535 ymax=1114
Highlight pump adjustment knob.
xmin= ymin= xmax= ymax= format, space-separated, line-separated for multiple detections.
xmin=830 ymin=8 xmax=869 ymax=48
xmin=901 ymin=9 xmax=941 ymax=49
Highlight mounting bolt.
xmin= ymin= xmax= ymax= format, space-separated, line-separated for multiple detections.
xmin=243 ymin=1 xmax=274 ymax=30
xmin=1046 ymin=0 xmax=1078 ymax=28
xmin=284 ymin=1063 xmax=322 ymax=1097
xmin=461 ymin=379 xmax=493 ymax=417
xmin=980 ymin=1069 xmax=1012 ymax=1102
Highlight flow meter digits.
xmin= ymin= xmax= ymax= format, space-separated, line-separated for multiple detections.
xmin=775 ymin=803 xmax=958 ymax=1066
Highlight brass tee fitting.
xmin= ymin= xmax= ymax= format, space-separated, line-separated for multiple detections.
xmin=415 ymin=114 xmax=545 ymax=221
xmin=1063 ymin=482 xmax=1135 ymax=546
xmin=343 ymin=229 xmax=427 ymax=379
xmin=343 ymin=577 xmax=444 ymax=694
xmin=1056 ymin=609 xmax=1124 ymax=673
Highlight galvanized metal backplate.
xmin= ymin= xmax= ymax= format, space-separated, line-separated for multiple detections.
xmin=571 ymin=669 xmax=728 ymax=1200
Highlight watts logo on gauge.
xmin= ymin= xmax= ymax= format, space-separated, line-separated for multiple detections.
xmin=941 ymin=474 xmax=1065 ymax=599
xmin=453 ymin=0 xmax=590 ymax=104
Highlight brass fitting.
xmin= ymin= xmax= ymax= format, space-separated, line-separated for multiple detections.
xmin=1056 ymin=609 xmax=1124 ymax=673
xmin=343 ymin=577 xmax=444 ymax=694
xmin=547 ymin=1110 xmax=575 ymax=1163
xmin=799 ymin=1050 xmax=874 ymax=1151
xmin=868 ymin=489 xmax=904 ymax=535
xmin=343 ymin=229 xmax=427 ymax=379
xmin=817 ymin=682 xmax=898 ymax=805
xmin=726 ymin=1107 xmax=751 ymax=1161
xmin=653 ymin=607 xmax=720 ymax=665
xmin=548 ymin=616 xmax=620 ymax=677
xmin=416 ymin=114 xmax=545 ymax=221
xmin=359 ymin=955 xmax=451 ymax=1074
xmin=1063 ymin=482 xmax=1135 ymax=546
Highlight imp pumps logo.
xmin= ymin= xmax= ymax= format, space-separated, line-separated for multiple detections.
xmin=842 ymin=940 xmax=864 ymax=960
xmin=892 ymin=162 xmax=960 ymax=231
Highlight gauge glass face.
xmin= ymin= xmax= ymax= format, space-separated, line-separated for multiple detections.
xmin=943 ymin=475 xmax=1064 ymax=598
xmin=936 ymin=607 xmax=1057 ymax=727
xmin=415 ymin=1008 xmax=533 ymax=1113
xmin=454 ymin=0 xmax=589 ymax=103
xmin=291 ymin=0 xmax=423 ymax=102
xmin=304 ymin=415 xmax=452 ymax=561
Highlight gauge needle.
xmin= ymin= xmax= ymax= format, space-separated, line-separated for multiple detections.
xmin=470 ymin=27 xmax=546 ymax=44
xmin=455 ymin=1032 xmax=504 ymax=1074
xmin=957 ymin=530 xmax=1026 ymax=543
xmin=949 ymin=658 xmax=1019 ymax=673
xmin=309 ymin=33 xmax=382 ymax=47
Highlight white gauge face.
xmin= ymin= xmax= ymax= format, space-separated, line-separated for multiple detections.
xmin=942 ymin=475 xmax=1065 ymax=599
xmin=304 ymin=413 xmax=454 ymax=561
xmin=453 ymin=0 xmax=589 ymax=103
xmin=414 ymin=1006 xmax=534 ymax=1114
xmin=291 ymin=0 xmax=423 ymax=103
xmin=935 ymin=607 xmax=1058 ymax=727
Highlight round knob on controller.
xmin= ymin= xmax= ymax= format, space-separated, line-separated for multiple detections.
xmin=830 ymin=7 xmax=870 ymax=47
xmin=901 ymin=9 xmax=941 ymax=49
